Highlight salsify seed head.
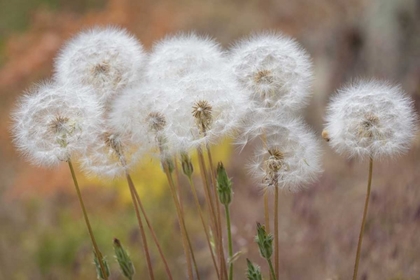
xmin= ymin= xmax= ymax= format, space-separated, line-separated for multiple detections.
xmin=12 ymin=81 xmax=103 ymax=167
xmin=146 ymin=33 xmax=224 ymax=83
xmin=247 ymin=119 xmax=322 ymax=192
xmin=163 ymin=69 xmax=248 ymax=153
xmin=54 ymin=26 xmax=146 ymax=105
xmin=229 ymin=32 xmax=313 ymax=113
xmin=324 ymin=80 xmax=418 ymax=159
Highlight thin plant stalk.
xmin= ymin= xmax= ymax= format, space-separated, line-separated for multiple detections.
xmin=267 ymin=258 xmax=276 ymax=280
xmin=125 ymin=173 xmax=155 ymax=280
xmin=197 ymin=147 xmax=227 ymax=280
xmin=274 ymin=185 xmax=279 ymax=279
xmin=67 ymin=160 xmax=108 ymax=280
xmin=128 ymin=174 xmax=174 ymax=280
xmin=224 ymin=205 xmax=233 ymax=280
xmin=206 ymin=145 xmax=224 ymax=251
xmin=264 ymin=190 xmax=270 ymax=233
xmin=173 ymin=157 xmax=201 ymax=280
xmin=187 ymin=176 xmax=220 ymax=279
xmin=162 ymin=163 xmax=194 ymax=280
xmin=352 ymin=157 xmax=374 ymax=280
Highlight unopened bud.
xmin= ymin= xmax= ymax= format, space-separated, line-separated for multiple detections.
xmin=93 ymin=250 xmax=110 ymax=280
xmin=255 ymin=223 xmax=273 ymax=260
xmin=246 ymin=259 xmax=263 ymax=280
xmin=216 ymin=162 xmax=232 ymax=205
xmin=113 ymin=238 xmax=135 ymax=280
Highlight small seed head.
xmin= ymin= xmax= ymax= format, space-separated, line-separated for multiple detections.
xmin=192 ymin=100 xmax=213 ymax=134
xmin=147 ymin=112 xmax=166 ymax=132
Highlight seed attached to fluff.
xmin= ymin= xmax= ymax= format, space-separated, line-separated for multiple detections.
xmin=103 ymin=132 xmax=124 ymax=158
xmin=321 ymin=129 xmax=330 ymax=142
xmin=192 ymin=100 xmax=213 ymax=134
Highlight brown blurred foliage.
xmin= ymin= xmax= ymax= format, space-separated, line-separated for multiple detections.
xmin=1 ymin=0 xmax=420 ymax=279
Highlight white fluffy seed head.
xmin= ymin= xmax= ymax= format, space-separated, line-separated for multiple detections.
xmin=54 ymin=26 xmax=146 ymax=105
xmin=108 ymin=82 xmax=166 ymax=159
xmin=12 ymin=81 xmax=103 ymax=167
xmin=146 ymin=33 xmax=225 ymax=82
xmin=247 ymin=119 xmax=322 ymax=192
xmin=163 ymin=69 xmax=248 ymax=154
xmin=229 ymin=32 xmax=313 ymax=112
xmin=324 ymin=80 xmax=418 ymax=159
xmin=79 ymin=126 xmax=143 ymax=178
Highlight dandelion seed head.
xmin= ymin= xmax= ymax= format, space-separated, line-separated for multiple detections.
xmin=229 ymin=32 xmax=313 ymax=112
xmin=247 ymin=119 xmax=322 ymax=192
xmin=163 ymin=69 xmax=248 ymax=153
xmin=324 ymin=80 xmax=418 ymax=159
xmin=12 ymin=81 xmax=103 ymax=167
xmin=54 ymin=26 xmax=146 ymax=104
xmin=146 ymin=33 xmax=224 ymax=82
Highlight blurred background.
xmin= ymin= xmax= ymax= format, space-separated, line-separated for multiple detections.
xmin=0 ymin=0 xmax=420 ymax=279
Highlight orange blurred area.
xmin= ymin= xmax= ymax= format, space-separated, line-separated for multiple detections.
xmin=1 ymin=0 xmax=420 ymax=279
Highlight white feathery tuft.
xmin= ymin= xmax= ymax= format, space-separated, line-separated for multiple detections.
xmin=324 ymin=80 xmax=418 ymax=159
xmin=146 ymin=33 xmax=224 ymax=83
xmin=247 ymin=119 xmax=322 ymax=192
xmin=229 ymin=32 xmax=313 ymax=113
xmin=54 ymin=26 xmax=146 ymax=105
xmin=11 ymin=81 xmax=103 ymax=167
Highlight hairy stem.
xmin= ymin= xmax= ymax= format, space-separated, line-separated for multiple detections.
xmin=352 ymin=157 xmax=374 ymax=280
xmin=67 ymin=160 xmax=108 ymax=280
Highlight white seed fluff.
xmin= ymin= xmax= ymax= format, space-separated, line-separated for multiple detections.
xmin=12 ymin=81 xmax=103 ymax=167
xmin=146 ymin=33 xmax=225 ymax=83
xmin=324 ymin=80 xmax=418 ymax=159
xmin=54 ymin=26 xmax=146 ymax=105
xmin=164 ymin=69 xmax=248 ymax=154
xmin=109 ymin=82 xmax=166 ymax=158
xmin=248 ymin=119 xmax=322 ymax=192
xmin=229 ymin=33 xmax=313 ymax=112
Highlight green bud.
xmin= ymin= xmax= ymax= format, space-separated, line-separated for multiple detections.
xmin=93 ymin=250 xmax=110 ymax=280
xmin=255 ymin=223 xmax=273 ymax=260
xmin=113 ymin=238 xmax=135 ymax=280
xmin=246 ymin=259 xmax=263 ymax=280
xmin=181 ymin=153 xmax=194 ymax=178
xmin=216 ymin=162 xmax=232 ymax=205
xmin=161 ymin=158 xmax=174 ymax=174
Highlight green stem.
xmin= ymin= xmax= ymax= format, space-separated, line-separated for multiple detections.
xmin=352 ymin=157 xmax=374 ymax=280
xmin=225 ymin=205 xmax=233 ymax=280
xmin=267 ymin=258 xmax=276 ymax=280
xmin=274 ymin=186 xmax=279 ymax=279
xmin=67 ymin=160 xmax=108 ymax=280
